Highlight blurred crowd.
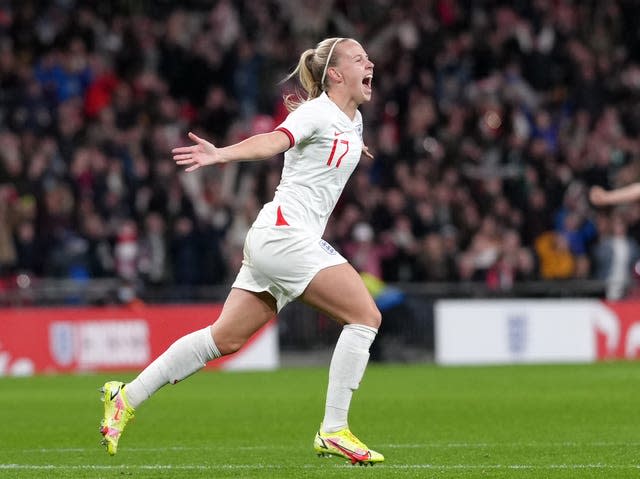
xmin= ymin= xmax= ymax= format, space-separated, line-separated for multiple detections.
xmin=2 ymin=0 xmax=640 ymax=300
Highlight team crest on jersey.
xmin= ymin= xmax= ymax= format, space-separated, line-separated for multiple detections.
xmin=355 ymin=124 xmax=363 ymax=138
xmin=318 ymin=239 xmax=337 ymax=255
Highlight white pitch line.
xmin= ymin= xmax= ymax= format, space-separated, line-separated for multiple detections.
xmin=390 ymin=464 xmax=640 ymax=470
xmin=10 ymin=441 xmax=640 ymax=454
xmin=381 ymin=441 xmax=640 ymax=448
xmin=1 ymin=464 xmax=640 ymax=471
xmin=10 ymin=445 xmax=291 ymax=453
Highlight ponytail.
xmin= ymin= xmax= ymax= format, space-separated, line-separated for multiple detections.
xmin=282 ymin=38 xmax=347 ymax=111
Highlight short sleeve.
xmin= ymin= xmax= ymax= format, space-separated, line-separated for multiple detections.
xmin=274 ymin=101 xmax=323 ymax=148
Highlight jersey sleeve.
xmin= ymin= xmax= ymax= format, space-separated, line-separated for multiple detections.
xmin=274 ymin=102 xmax=323 ymax=149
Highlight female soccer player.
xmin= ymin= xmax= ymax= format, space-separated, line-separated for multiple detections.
xmin=99 ymin=37 xmax=384 ymax=465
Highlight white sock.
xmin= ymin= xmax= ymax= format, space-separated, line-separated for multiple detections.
xmin=124 ymin=327 xmax=221 ymax=408
xmin=322 ymin=324 xmax=377 ymax=433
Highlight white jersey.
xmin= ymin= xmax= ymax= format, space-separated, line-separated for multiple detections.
xmin=252 ymin=92 xmax=363 ymax=236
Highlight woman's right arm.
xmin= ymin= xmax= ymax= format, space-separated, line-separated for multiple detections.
xmin=590 ymin=183 xmax=640 ymax=206
xmin=173 ymin=130 xmax=291 ymax=172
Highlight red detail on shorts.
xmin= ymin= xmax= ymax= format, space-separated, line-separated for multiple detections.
xmin=275 ymin=127 xmax=294 ymax=149
xmin=275 ymin=205 xmax=290 ymax=226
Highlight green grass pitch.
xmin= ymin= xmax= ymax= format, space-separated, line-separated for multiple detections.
xmin=0 ymin=362 xmax=638 ymax=478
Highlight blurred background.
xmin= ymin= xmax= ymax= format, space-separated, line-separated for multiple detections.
xmin=2 ymin=0 xmax=640 ymax=368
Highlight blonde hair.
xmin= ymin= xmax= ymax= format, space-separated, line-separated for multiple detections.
xmin=282 ymin=37 xmax=348 ymax=112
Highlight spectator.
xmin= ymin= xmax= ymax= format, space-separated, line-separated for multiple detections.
xmin=169 ymin=215 xmax=200 ymax=287
xmin=0 ymin=185 xmax=17 ymax=273
xmin=0 ymin=1 xmax=637 ymax=299
xmin=114 ymin=219 xmax=139 ymax=282
xmin=535 ymin=230 xmax=575 ymax=280
xmin=138 ymin=212 xmax=168 ymax=286
xmin=14 ymin=220 xmax=39 ymax=274
xmin=461 ymin=215 xmax=502 ymax=281
xmin=593 ymin=212 xmax=640 ymax=300
xmin=414 ymin=232 xmax=456 ymax=282
xmin=80 ymin=212 xmax=113 ymax=278
xmin=486 ymin=229 xmax=536 ymax=290
xmin=343 ymin=222 xmax=396 ymax=279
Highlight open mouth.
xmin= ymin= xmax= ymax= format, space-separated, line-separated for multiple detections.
xmin=362 ymin=75 xmax=373 ymax=90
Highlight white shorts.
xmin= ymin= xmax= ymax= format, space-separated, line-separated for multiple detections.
xmin=232 ymin=225 xmax=347 ymax=311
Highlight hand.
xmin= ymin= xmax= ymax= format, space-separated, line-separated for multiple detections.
xmin=362 ymin=144 xmax=374 ymax=160
xmin=589 ymin=186 xmax=607 ymax=206
xmin=172 ymin=132 xmax=222 ymax=172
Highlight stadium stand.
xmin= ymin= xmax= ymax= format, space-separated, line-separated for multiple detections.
xmin=1 ymin=0 xmax=640 ymax=309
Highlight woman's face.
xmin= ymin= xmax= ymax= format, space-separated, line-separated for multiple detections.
xmin=331 ymin=40 xmax=374 ymax=104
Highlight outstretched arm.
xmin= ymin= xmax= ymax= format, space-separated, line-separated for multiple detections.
xmin=172 ymin=131 xmax=291 ymax=172
xmin=590 ymin=183 xmax=640 ymax=206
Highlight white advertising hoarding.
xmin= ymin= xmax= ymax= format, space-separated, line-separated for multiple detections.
xmin=435 ymin=299 xmax=618 ymax=365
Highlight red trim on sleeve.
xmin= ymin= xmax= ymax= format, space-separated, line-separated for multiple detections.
xmin=275 ymin=127 xmax=294 ymax=149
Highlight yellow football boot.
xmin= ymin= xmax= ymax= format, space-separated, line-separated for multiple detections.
xmin=99 ymin=381 xmax=135 ymax=456
xmin=314 ymin=427 xmax=384 ymax=465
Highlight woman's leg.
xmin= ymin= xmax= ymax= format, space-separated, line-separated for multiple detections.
xmin=126 ymin=288 xmax=276 ymax=406
xmin=100 ymin=288 xmax=276 ymax=455
xmin=301 ymin=262 xmax=384 ymax=463
xmin=301 ymin=262 xmax=380 ymax=327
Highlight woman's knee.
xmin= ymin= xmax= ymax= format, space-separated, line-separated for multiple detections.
xmin=209 ymin=288 xmax=277 ymax=356
xmin=368 ymin=307 xmax=382 ymax=329
xmin=347 ymin=304 xmax=382 ymax=329
xmin=212 ymin=335 xmax=246 ymax=355
xmin=211 ymin=325 xmax=247 ymax=355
